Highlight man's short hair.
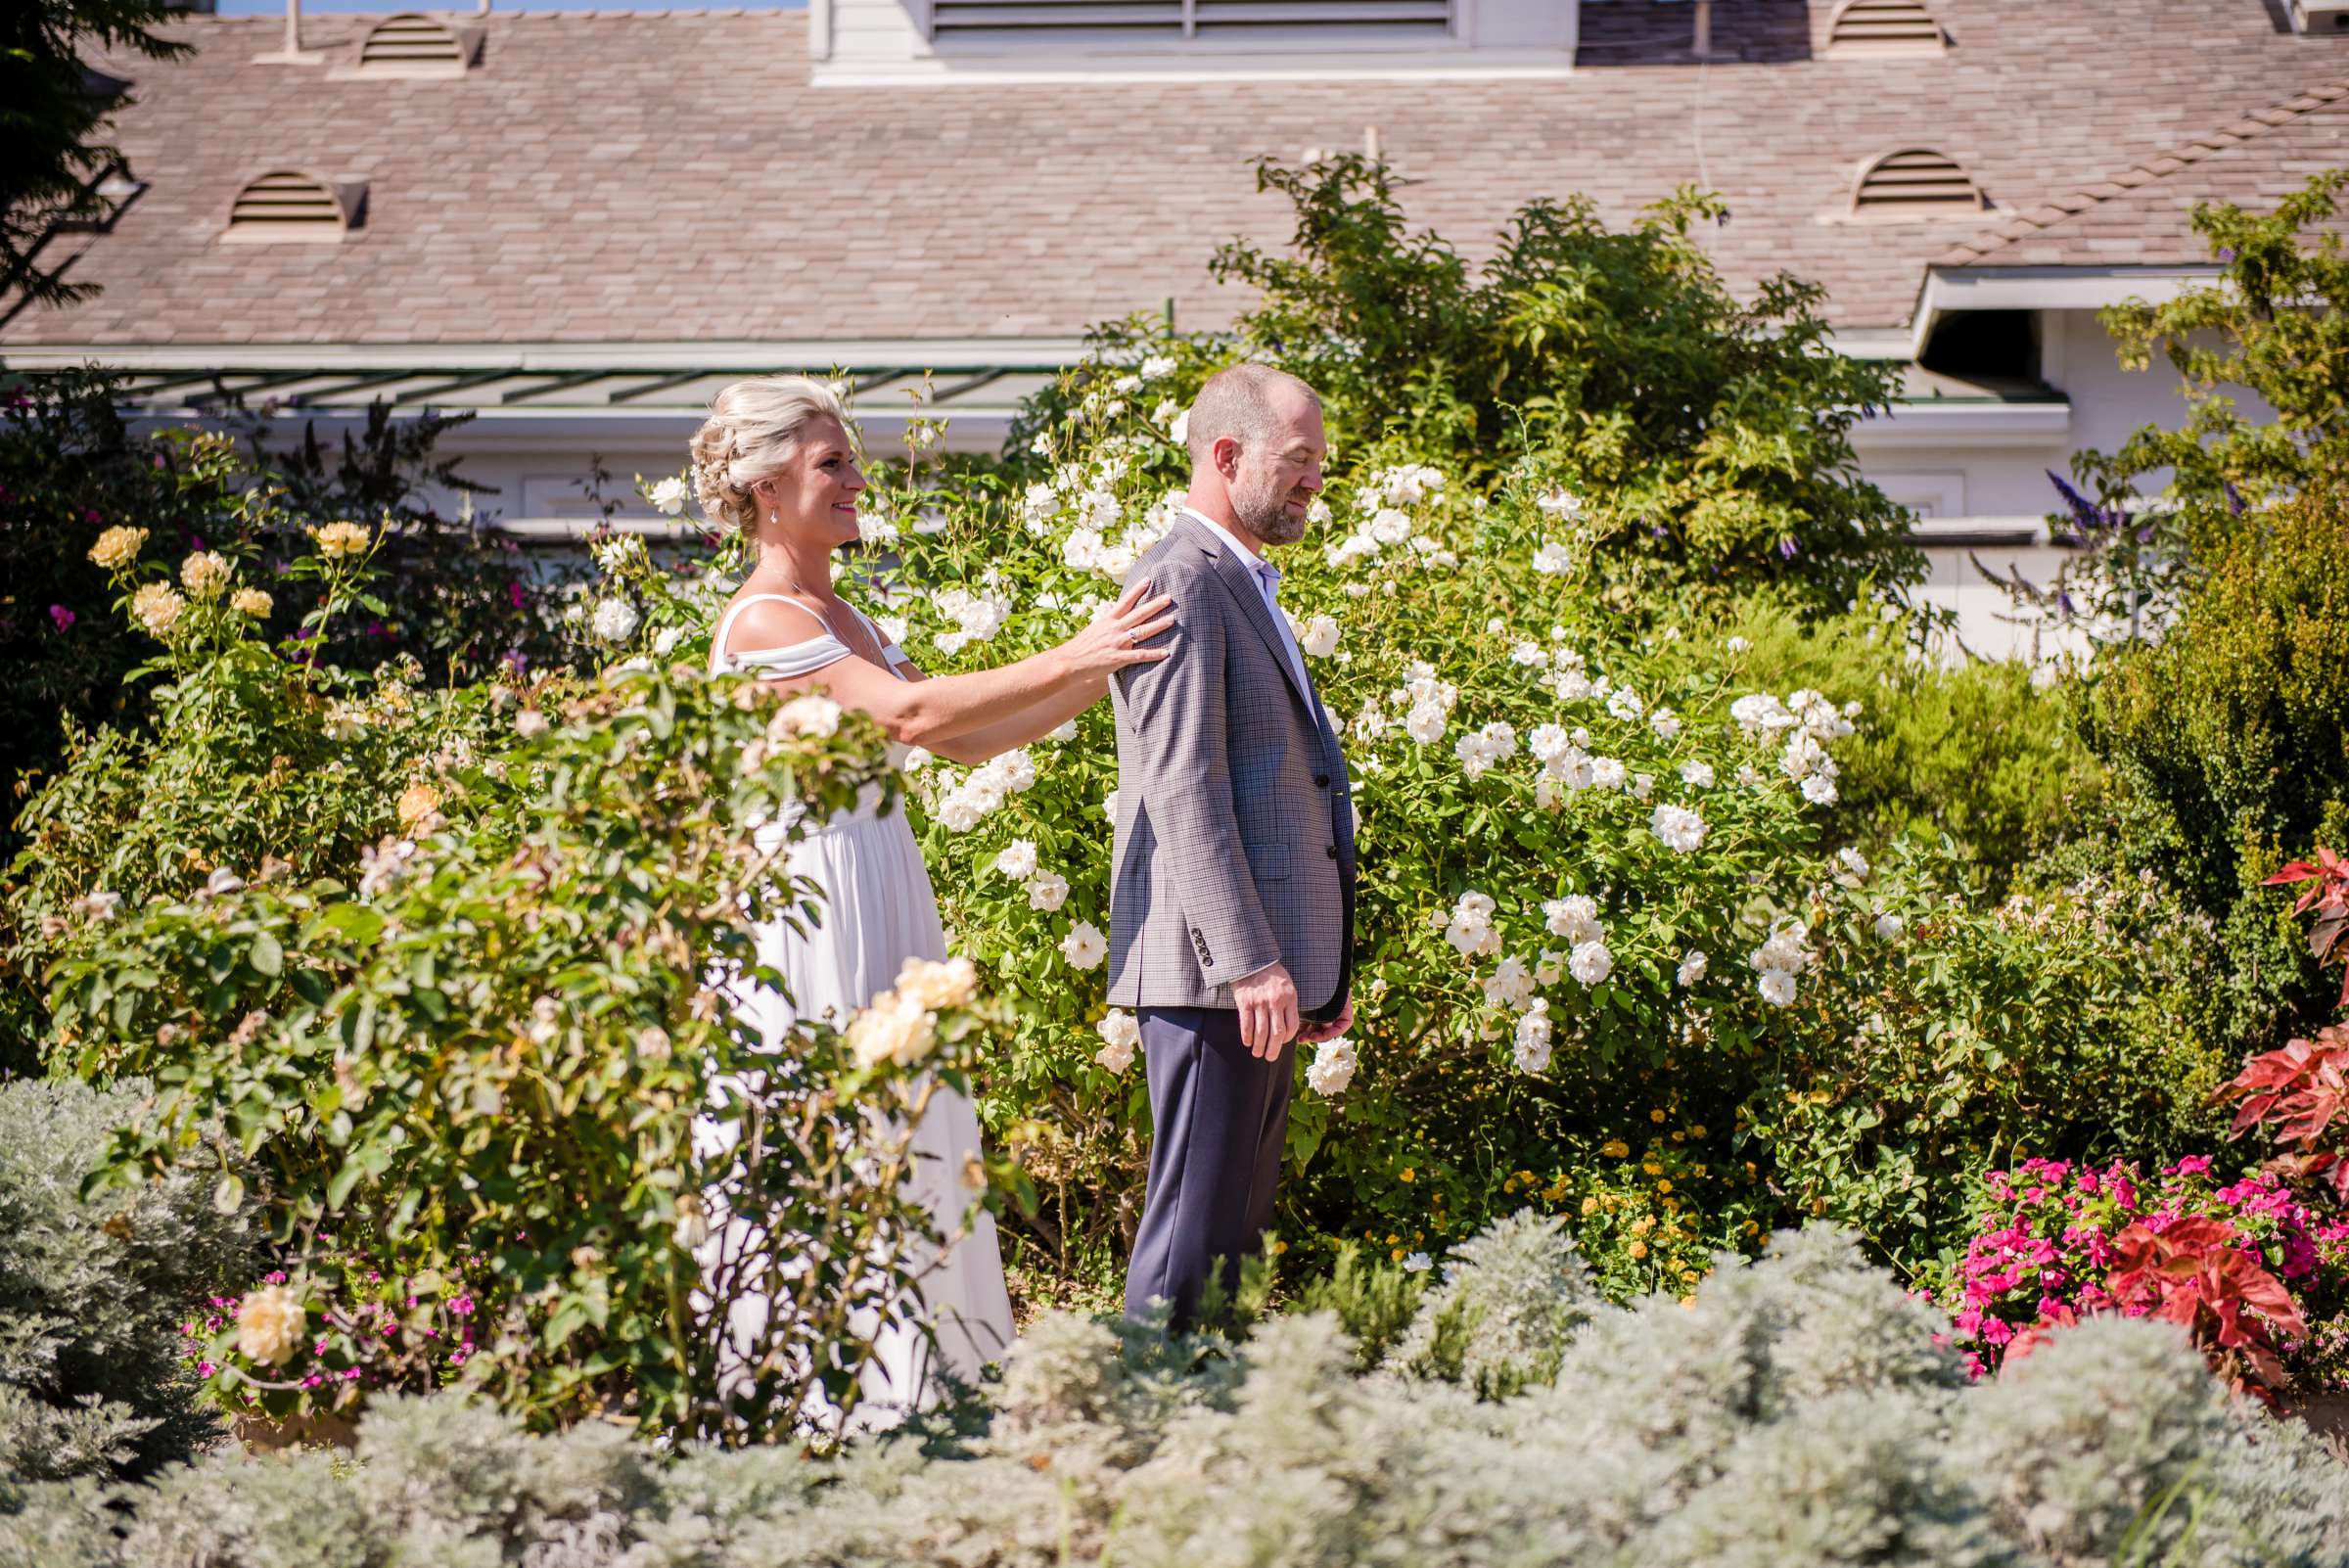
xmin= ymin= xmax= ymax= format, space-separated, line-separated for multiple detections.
xmin=1185 ymin=362 xmax=1320 ymax=469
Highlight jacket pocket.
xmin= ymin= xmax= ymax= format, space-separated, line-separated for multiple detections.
xmin=1245 ymin=839 xmax=1294 ymax=883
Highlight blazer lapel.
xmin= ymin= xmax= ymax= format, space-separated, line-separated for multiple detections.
xmin=1174 ymin=514 xmax=1316 ymax=717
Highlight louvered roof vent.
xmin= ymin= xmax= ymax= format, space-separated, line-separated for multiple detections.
xmin=930 ymin=0 xmax=1450 ymax=40
xmin=341 ymin=13 xmax=483 ymax=78
xmin=222 ymin=170 xmax=366 ymax=244
xmin=1851 ymin=149 xmax=1981 ymax=218
xmin=1826 ymin=0 xmax=1946 ymax=56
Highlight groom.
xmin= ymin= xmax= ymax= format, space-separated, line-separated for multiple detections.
xmin=1107 ymin=363 xmax=1357 ymax=1327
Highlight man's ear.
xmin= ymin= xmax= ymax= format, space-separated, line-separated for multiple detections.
xmin=1212 ymin=435 xmax=1244 ymax=483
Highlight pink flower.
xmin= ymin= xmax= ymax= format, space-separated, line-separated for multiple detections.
xmin=48 ymin=605 xmax=74 ymax=631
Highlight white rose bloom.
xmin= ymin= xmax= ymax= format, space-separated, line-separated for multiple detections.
xmin=1353 ymin=702 xmax=1388 ymax=745
xmin=1589 ymin=756 xmax=1629 ymax=792
xmin=1369 ymin=508 xmax=1412 ymax=545
xmin=590 ymin=597 xmax=640 ymax=644
xmin=1731 ymin=693 xmax=1796 ymax=740
xmin=1445 ymin=892 xmax=1501 ymax=957
xmin=1405 ymin=701 xmax=1449 ymax=746
xmin=1726 ymin=635 xmax=1752 ymax=654
xmin=1139 ymin=353 xmax=1178 ymax=382
xmin=1534 ymin=948 xmax=1565 ymax=986
xmin=1170 ymin=410 xmax=1190 ymax=445
xmin=1680 ymin=760 xmax=1716 ymax=789
xmin=1060 ymin=920 xmax=1108 ymax=970
xmin=1536 ymin=486 xmax=1583 ymax=519
xmin=1062 ymin=528 xmax=1105 ymax=572
xmin=1801 ymin=773 xmax=1839 ymax=806
xmin=1512 ymin=1001 xmax=1553 ymax=1074
xmin=1676 ymin=950 xmax=1709 ymax=987
xmin=1757 ymin=968 xmax=1798 ymax=1007
xmin=898 ymin=955 xmax=980 ymax=1010
xmin=1532 ymin=542 xmax=1573 ymax=576
xmin=1528 ymin=724 xmax=1573 ymax=764
xmin=649 ymin=625 xmax=684 ymax=658
xmin=902 ymin=746 xmax=934 ymax=773
xmin=649 ymin=476 xmax=689 ymax=516
xmin=1510 ymin=641 xmax=1550 ymax=669
xmin=1482 ymin=955 xmax=1536 ymax=1011
xmin=1750 ymin=924 xmax=1815 ymax=976
xmin=1836 ymin=847 xmax=1871 ymax=883
xmin=1780 ymin=731 xmax=1828 ymax=781
xmin=935 ymin=792 xmax=983 ymax=832
xmin=1552 ymin=667 xmax=1593 ymax=702
xmin=1094 ymin=1008 xmax=1142 ymax=1075
xmin=1025 ymin=872 xmax=1072 ymax=911
xmin=1649 ymin=708 xmax=1681 ymax=742
xmin=1605 ymin=687 xmax=1645 ymax=721
xmin=1874 ymin=911 xmax=1907 ymax=941
xmin=1103 ymin=787 xmax=1121 ymax=823
xmin=1632 ymin=772 xmax=1656 ymax=802
xmin=1534 ymin=774 xmax=1567 ymax=811
xmin=1402 ymin=1251 xmax=1435 ymax=1274
xmin=993 ymin=839 xmax=1040 ymax=879
xmin=1569 ymin=940 xmax=1613 ymax=987
xmin=1298 ymin=614 xmax=1341 ymax=659
xmin=1307 ymin=1038 xmax=1359 ymax=1096
xmin=769 ymin=694 xmax=844 ymax=740
xmin=1543 ymin=895 xmax=1602 ymax=945
xmin=1650 ymin=803 xmax=1708 ymax=853
xmin=984 ymin=748 xmax=1039 ymax=794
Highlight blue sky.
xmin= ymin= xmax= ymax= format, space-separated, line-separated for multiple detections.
xmin=218 ymin=0 xmax=805 ymax=12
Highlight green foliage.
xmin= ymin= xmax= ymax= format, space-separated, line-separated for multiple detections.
xmin=0 ymin=0 xmax=187 ymax=313
xmin=1 ymin=518 xmax=500 ymax=1072
xmin=43 ymin=663 xmax=1005 ymax=1440
xmin=13 ymin=1216 xmax=2346 ymax=1568
xmin=1386 ymin=1210 xmax=1595 ymax=1399
xmin=1711 ymin=596 xmax=2104 ymax=894
xmin=1742 ymin=841 xmax=2234 ymax=1277
xmin=2077 ymin=487 xmax=2349 ymax=1053
xmin=0 ymin=1077 xmax=253 ymax=1495
xmin=1013 ymin=157 xmax=1921 ymax=616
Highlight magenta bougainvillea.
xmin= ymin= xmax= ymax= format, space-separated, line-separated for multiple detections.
xmin=1946 ymin=1156 xmax=2349 ymax=1401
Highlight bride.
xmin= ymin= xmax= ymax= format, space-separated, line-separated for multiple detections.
xmin=688 ymin=375 xmax=1173 ymax=1423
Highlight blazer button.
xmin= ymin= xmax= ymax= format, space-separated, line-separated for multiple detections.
xmin=1325 ymin=844 xmax=1339 ymax=859
xmin=1314 ymin=772 xmax=1331 ymax=788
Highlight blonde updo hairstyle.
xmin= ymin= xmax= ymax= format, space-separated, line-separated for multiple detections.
xmin=689 ymin=375 xmax=852 ymax=540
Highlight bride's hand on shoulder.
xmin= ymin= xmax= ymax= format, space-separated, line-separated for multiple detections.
xmin=1058 ymin=577 xmax=1175 ymax=680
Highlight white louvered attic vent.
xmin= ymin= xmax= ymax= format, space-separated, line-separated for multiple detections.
xmin=1851 ymin=149 xmax=1981 ymax=218
xmin=929 ymin=0 xmax=1451 ymax=41
xmin=1826 ymin=0 xmax=1946 ymax=56
xmin=347 ymin=13 xmax=484 ymax=77
xmin=222 ymin=170 xmax=364 ymax=244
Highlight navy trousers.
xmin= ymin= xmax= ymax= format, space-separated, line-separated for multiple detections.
xmin=1123 ymin=1006 xmax=1294 ymax=1327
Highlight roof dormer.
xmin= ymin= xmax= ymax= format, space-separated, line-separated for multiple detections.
xmin=331 ymin=13 xmax=484 ymax=79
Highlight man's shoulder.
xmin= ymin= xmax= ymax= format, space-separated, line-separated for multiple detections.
xmin=1128 ymin=526 xmax=1224 ymax=596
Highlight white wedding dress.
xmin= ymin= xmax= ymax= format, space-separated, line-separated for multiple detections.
xmin=699 ymin=592 xmax=1014 ymax=1426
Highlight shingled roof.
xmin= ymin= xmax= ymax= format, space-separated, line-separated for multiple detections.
xmin=1935 ymin=75 xmax=2349 ymax=268
xmin=4 ymin=0 xmax=2346 ymax=353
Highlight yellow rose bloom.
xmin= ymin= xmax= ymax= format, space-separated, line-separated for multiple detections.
xmin=313 ymin=521 xmax=372 ymax=562
xmin=1580 ymin=1196 xmax=1599 ymax=1217
xmin=395 ymin=781 xmax=442 ymax=833
xmin=88 ymin=525 xmax=149 ymax=572
xmin=179 ymin=550 xmax=231 ymax=600
xmin=130 ymin=582 xmax=186 ymax=639
xmin=1649 ymin=1108 xmax=1667 ymax=1124
xmin=234 ymin=1284 xmax=305 ymax=1366
xmin=231 ymin=587 xmax=273 ymax=619
xmin=1655 ymin=1178 xmax=1674 ymax=1194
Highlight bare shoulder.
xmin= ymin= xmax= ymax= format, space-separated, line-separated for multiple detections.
xmin=723 ymin=594 xmax=828 ymax=654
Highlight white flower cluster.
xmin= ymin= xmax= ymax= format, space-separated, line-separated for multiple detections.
xmin=1540 ymin=894 xmax=1616 ymax=988
xmin=589 ymin=532 xmax=649 ymax=576
xmin=1062 ymin=490 xmax=1179 ymax=582
xmin=1324 ymin=465 xmax=1455 ymax=572
xmin=931 ymin=581 xmax=1014 ymax=656
xmin=1059 ymin=919 xmax=1107 ymax=970
xmin=1729 ymin=687 xmax=1861 ymax=807
xmin=931 ymin=748 xmax=1037 ymax=832
xmin=590 ymin=597 xmax=640 ymax=645
xmin=1749 ymin=922 xmax=1815 ymax=1007
xmin=1285 ymin=608 xmax=1342 ymax=660
xmin=1513 ymin=999 xmax=1553 ymax=1074
xmin=1453 ymin=720 xmax=1517 ymax=780
xmin=1394 ymin=664 xmax=1460 ymax=747
xmin=990 ymin=836 xmax=1071 ymax=910
xmin=1094 ymin=1008 xmax=1141 ymax=1075
xmin=1444 ymin=891 xmax=1502 ymax=957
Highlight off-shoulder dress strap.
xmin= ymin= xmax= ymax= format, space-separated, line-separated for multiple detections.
xmin=710 ymin=592 xmax=852 ymax=677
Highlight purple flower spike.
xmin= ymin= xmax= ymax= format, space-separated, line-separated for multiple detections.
xmin=1777 ymin=536 xmax=1798 ymax=560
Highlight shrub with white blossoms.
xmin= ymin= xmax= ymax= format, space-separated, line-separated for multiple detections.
xmin=829 ymin=352 xmax=1882 ymax=1275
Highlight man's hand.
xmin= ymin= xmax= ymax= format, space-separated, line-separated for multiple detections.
xmin=1230 ymin=962 xmax=1301 ymax=1059
xmin=1296 ymin=994 xmax=1354 ymax=1045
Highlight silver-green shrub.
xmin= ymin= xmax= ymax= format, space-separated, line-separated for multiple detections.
xmin=0 ymin=1077 xmax=253 ymax=1490
xmin=12 ymin=1220 xmax=2349 ymax=1568
xmin=1386 ymin=1209 xmax=1597 ymax=1398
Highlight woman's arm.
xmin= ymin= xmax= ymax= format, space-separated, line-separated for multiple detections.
xmin=891 ymin=665 xmax=1106 ymax=765
xmin=734 ymin=581 xmax=1171 ymax=753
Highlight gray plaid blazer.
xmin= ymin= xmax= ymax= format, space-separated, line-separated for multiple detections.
xmin=1106 ymin=513 xmax=1358 ymax=1017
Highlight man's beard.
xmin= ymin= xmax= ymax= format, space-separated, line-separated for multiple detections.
xmin=1233 ymin=472 xmax=1308 ymax=545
